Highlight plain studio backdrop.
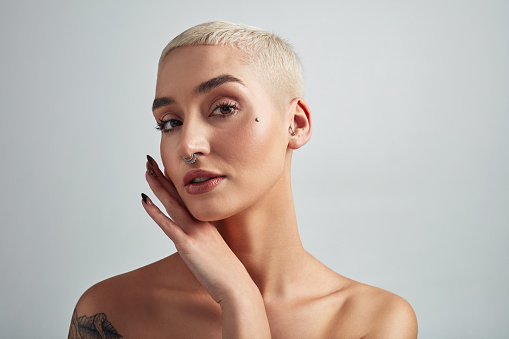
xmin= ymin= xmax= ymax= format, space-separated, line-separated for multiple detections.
xmin=0 ymin=1 xmax=507 ymax=338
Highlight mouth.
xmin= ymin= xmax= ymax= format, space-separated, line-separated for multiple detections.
xmin=183 ymin=170 xmax=225 ymax=186
xmin=190 ymin=176 xmax=218 ymax=184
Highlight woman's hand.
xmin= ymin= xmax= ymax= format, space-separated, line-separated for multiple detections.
xmin=142 ymin=155 xmax=271 ymax=338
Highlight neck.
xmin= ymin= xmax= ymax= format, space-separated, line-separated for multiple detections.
xmin=213 ymin=169 xmax=310 ymax=300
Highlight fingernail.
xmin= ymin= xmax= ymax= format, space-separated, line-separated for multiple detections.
xmin=147 ymin=155 xmax=155 ymax=166
xmin=141 ymin=193 xmax=149 ymax=204
xmin=146 ymin=162 xmax=157 ymax=177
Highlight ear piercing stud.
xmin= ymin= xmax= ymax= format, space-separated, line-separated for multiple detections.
xmin=289 ymin=126 xmax=296 ymax=136
xmin=182 ymin=153 xmax=197 ymax=164
xmin=255 ymin=117 xmax=260 ymax=122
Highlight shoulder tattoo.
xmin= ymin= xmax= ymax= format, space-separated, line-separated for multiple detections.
xmin=68 ymin=308 xmax=122 ymax=339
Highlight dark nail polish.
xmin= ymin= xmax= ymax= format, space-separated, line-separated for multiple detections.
xmin=141 ymin=193 xmax=148 ymax=204
xmin=146 ymin=162 xmax=157 ymax=177
xmin=147 ymin=155 xmax=155 ymax=166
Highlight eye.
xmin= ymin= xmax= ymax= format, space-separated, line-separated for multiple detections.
xmin=156 ymin=118 xmax=182 ymax=133
xmin=211 ymin=101 xmax=239 ymax=117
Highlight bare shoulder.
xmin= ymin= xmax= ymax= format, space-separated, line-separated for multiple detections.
xmin=72 ymin=254 xmax=187 ymax=310
xmin=329 ymin=276 xmax=417 ymax=339
xmin=69 ymin=255 xmax=174 ymax=338
xmin=357 ymin=283 xmax=417 ymax=339
xmin=69 ymin=254 xmax=218 ymax=338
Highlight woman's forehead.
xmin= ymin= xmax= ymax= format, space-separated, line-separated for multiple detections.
xmin=159 ymin=46 xmax=247 ymax=80
xmin=155 ymin=45 xmax=265 ymax=99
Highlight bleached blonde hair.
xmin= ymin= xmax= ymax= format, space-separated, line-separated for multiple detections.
xmin=158 ymin=21 xmax=304 ymax=100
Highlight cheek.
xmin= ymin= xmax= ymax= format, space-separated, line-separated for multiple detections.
xmin=225 ymin=114 xmax=284 ymax=164
xmin=157 ymin=112 xmax=287 ymax=222
xmin=223 ymin=114 xmax=287 ymax=188
xmin=159 ymin=140 xmax=180 ymax=185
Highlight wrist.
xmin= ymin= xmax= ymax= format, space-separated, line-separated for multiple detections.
xmin=219 ymin=287 xmax=270 ymax=339
xmin=218 ymin=282 xmax=263 ymax=310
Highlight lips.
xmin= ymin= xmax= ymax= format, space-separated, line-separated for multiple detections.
xmin=183 ymin=170 xmax=224 ymax=186
xmin=191 ymin=176 xmax=215 ymax=183
xmin=183 ymin=170 xmax=226 ymax=195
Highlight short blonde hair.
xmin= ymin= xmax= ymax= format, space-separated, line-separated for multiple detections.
xmin=159 ymin=21 xmax=304 ymax=100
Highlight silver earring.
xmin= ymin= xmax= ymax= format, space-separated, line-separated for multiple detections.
xmin=181 ymin=153 xmax=197 ymax=164
xmin=289 ymin=126 xmax=296 ymax=136
xmin=255 ymin=117 xmax=260 ymax=122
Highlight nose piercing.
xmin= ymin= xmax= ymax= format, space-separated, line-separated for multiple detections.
xmin=181 ymin=153 xmax=197 ymax=164
xmin=255 ymin=117 xmax=260 ymax=122
xmin=289 ymin=126 xmax=296 ymax=136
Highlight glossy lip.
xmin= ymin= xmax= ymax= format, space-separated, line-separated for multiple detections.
xmin=183 ymin=169 xmax=225 ymax=186
xmin=185 ymin=176 xmax=225 ymax=195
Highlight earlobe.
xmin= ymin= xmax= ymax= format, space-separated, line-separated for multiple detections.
xmin=288 ymin=98 xmax=312 ymax=150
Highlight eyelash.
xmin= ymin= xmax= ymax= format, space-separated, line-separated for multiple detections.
xmin=212 ymin=101 xmax=239 ymax=117
xmin=156 ymin=118 xmax=180 ymax=133
xmin=155 ymin=101 xmax=239 ymax=133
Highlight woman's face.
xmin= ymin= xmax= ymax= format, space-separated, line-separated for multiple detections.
xmin=154 ymin=45 xmax=291 ymax=221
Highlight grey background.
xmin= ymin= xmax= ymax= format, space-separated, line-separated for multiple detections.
xmin=1 ymin=1 xmax=507 ymax=338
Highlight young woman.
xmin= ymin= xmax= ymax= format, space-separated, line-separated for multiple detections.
xmin=69 ymin=21 xmax=417 ymax=339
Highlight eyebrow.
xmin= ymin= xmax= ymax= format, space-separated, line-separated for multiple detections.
xmin=152 ymin=74 xmax=245 ymax=112
xmin=195 ymin=74 xmax=245 ymax=94
xmin=152 ymin=97 xmax=174 ymax=112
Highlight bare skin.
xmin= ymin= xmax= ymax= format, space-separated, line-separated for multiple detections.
xmin=70 ymin=45 xmax=417 ymax=338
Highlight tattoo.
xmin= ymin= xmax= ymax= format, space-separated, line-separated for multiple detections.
xmin=68 ymin=308 xmax=122 ymax=339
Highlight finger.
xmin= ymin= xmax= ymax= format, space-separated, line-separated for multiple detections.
xmin=141 ymin=193 xmax=186 ymax=244
xmin=145 ymin=156 xmax=198 ymax=232
xmin=147 ymin=155 xmax=185 ymax=206
xmin=145 ymin=171 xmax=195 ymax=230
xmin=146 ymin=155 xmax=192 ymax=226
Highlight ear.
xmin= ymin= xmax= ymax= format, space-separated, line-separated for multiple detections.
xmin=287 ymin=97 xmax=312 ymax=150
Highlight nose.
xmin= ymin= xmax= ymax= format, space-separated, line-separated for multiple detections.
xmin=177 ymin=117 xmax=210 ymax=161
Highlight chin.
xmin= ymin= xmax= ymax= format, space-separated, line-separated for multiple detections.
xmin=187 ymin=202 xmax=240 ymax=222
xmin=190 ymin=211 xmax=232 ymax=223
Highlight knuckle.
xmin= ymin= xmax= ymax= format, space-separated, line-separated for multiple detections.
xmin=160 ymin=216 xmax=175 ymax=229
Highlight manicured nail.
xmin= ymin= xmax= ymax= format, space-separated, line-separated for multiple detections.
xmin=141 ymin=193 xmax=149 ymax=204
xmin=147 ymin=155 xmax=155 ymax=166
xmin=146 ymin=162 xmax=157 ymax=177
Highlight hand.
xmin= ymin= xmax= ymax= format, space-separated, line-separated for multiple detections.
xmin=142 ymin=155 xmax=257 ymax=304
xmin=142 ymin=155 xmax=271 ymax=338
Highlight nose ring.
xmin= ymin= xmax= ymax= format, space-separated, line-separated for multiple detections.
xmin=181 ymin=153 xmax=197 ymax=164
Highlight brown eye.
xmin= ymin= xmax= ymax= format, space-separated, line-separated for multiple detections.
xmin=219 ymin=105 xmax=233 ymax=114
xmin=156 ymin=119 xmax=182 ymax=133
xmin=211 ymin=102 xmax=239 ymax=116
